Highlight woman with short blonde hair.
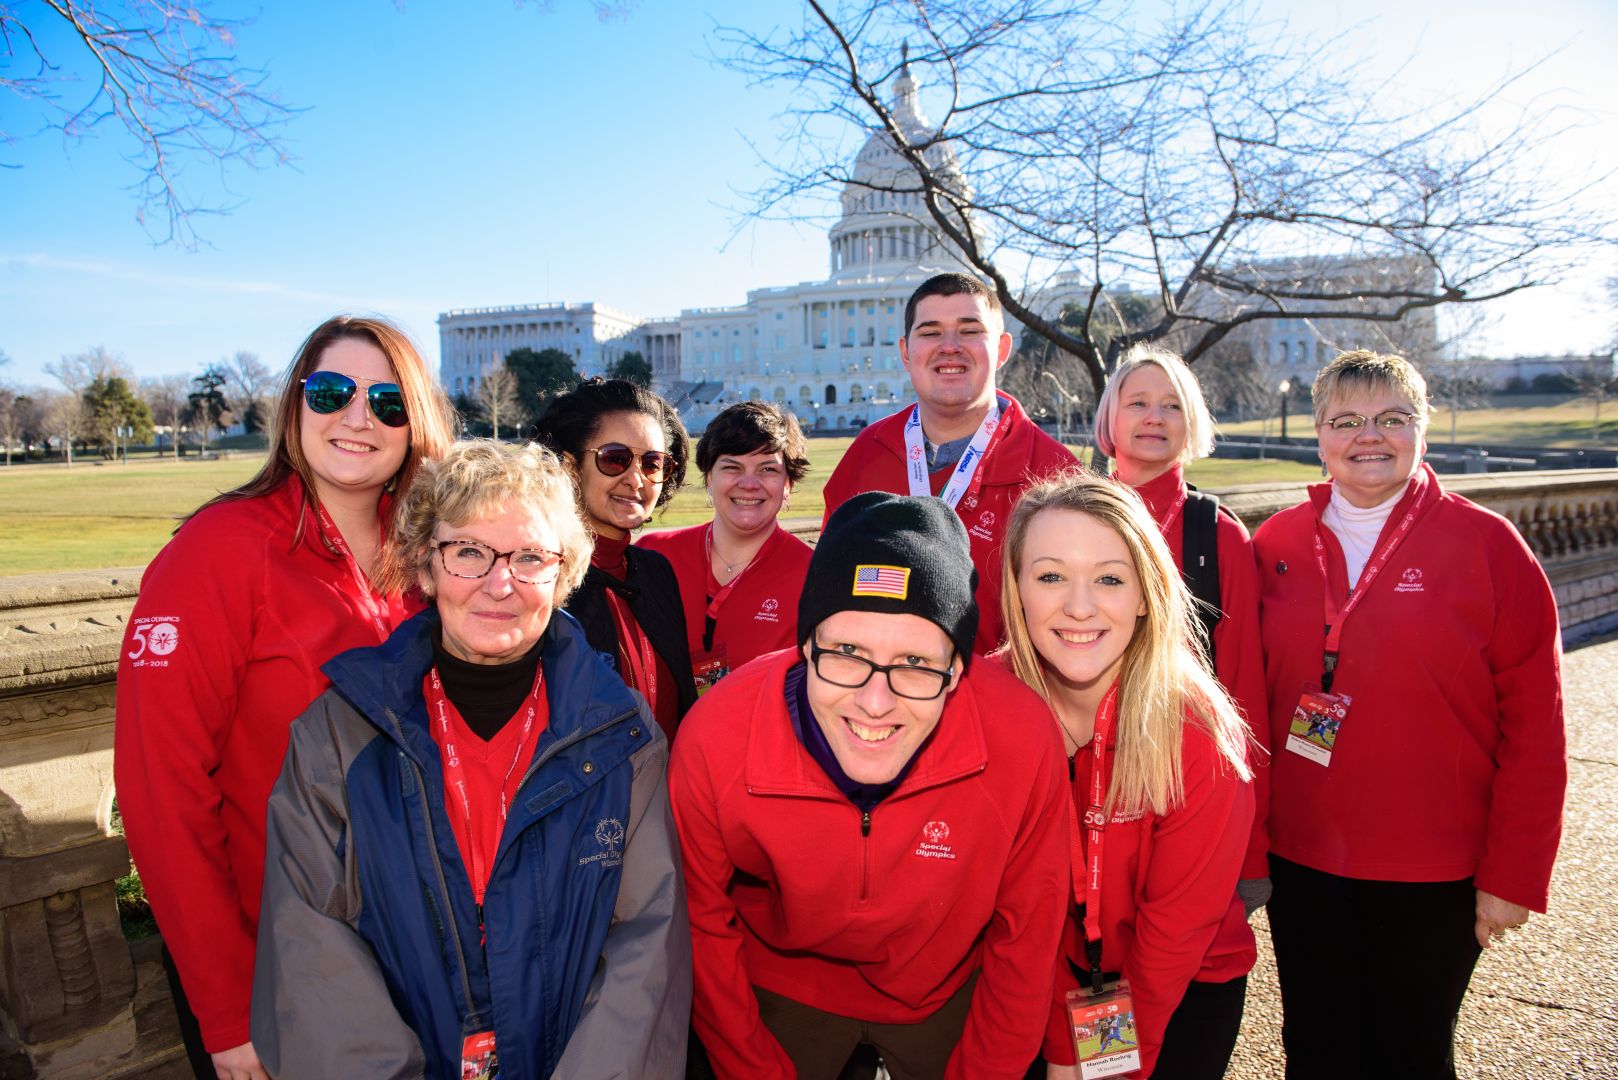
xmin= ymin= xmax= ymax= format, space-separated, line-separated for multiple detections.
xmin=997 ymin=471 xmax=1255 ymax=1079
xmin=1256 ymin=349 xmax=1566 ymax=1078
xmin=254 ymin=438 xmax=691 ymax=1078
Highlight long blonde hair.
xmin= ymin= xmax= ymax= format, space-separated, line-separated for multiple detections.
xmin=999 ymin=471 xmax=1251 ymax=816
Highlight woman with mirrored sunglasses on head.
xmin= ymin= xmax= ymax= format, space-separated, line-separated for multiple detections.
xmin=638 ymin=401 xmax=814 ymax=698
xmin=1253 ymin=350 xmax=1567 ymax=1080
xmin=535 ymin=377 xmax=698 ymax=739
xmin=251 ymin=439 xmax=691 ymax=1078
xmin=114 ymin=315 xmax=455 ymax=1080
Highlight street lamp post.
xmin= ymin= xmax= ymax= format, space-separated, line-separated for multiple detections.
xmin=1278 ymin=378 xmax=1293 ymax=444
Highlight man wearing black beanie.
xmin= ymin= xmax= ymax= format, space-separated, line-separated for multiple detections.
xmin=670 ymin=492 xmax=1071 ymax=1080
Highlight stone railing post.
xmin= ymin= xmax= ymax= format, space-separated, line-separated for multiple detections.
xmin=0 ymin=570 xmax=156 ymax=1079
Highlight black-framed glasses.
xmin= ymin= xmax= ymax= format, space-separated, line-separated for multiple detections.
xmin=434 ymin=540 xmax=564 ymax=584
xmin=1321 ymin=410 xmax=1417 ymax=433
xmin=588 ymin=443 xmax=670 ymax=482
xmin=301 ymin=370 xmax=409 ymax=428
xmin=808 ymin=640 xmax=955 ymax=701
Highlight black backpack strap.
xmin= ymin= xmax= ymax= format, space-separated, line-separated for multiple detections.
xmin=1181 ymin=488 xmax=1223 ymax=670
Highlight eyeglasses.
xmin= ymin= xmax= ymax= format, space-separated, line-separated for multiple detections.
xmin=434 ymin=540 xmax=565 ymax=584
xmin=588 ymin=443 xmax=671 ymax=482
xmin=808 ymin=640 xmax=956 ymax=701
xmin=1320 ymin=410 xmax=1418 ymax=433
xmin=301 ymin=370 xmax=409 ymax=428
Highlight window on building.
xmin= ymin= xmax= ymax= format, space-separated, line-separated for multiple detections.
xmin=750 ymin=386 xmax=762 ymax=400
xmin=799 ymin=385 xmax=812 ymax=404
xmin=818 ymin=331 xmax=828 ymax=349
xmin=866 ymin=304 xmax=876 ymax=315
xmin=850 ymin=383 xmax=865 ymax=403
xmin=846 ymin=328 xmax=856 ymax=346
xmin=825 ymin=384 xmax=838 ymax=405
xmin=876 ymin=381 xmax=891 ymax=401
xmin=775 ymin=334 xmax=784 ymax=350
xmin=1278 ymin=341 xmax=1289 ymax=363
xmin=774 ymin=386 xmax=787 ymax=402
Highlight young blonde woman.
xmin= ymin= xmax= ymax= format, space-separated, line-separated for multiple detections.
xmin=996 ymin=473 xmax=1255 ymax=1079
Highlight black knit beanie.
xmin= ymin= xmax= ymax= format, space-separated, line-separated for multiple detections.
xmin=798 ymin=492 xmax=979 ymax=663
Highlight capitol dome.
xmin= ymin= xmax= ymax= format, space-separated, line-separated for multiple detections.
xmin=826 ymin=52 xmax=975 ymax=282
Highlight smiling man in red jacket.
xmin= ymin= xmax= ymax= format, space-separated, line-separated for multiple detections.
xmin=822 ymin=273 xmax=1077 ymax=655
xmin=670 ymin=492 xmax=1070 ymax=1080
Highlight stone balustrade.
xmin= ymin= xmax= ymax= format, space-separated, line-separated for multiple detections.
xmin=2 ymin=468 xmax=1615 ymax=1076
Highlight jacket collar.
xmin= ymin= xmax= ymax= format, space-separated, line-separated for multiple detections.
xmin=743 ymin=651 xmax=989 ymax=800
xmin=869 ymin=392 xmax=1040 ymax=486
xmin=1307 ymin=460 xmax=1439 ymax=520
xmin=321 ymin=606 xmax=642 ymax=759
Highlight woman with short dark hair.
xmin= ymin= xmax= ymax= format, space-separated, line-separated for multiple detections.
xmin=535 ymin=377 xmax=698 ymax=737
xmin=640 ymin=400 xmax=813 ymax=695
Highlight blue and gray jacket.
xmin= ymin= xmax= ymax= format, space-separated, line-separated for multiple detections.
xmin=251 ymin=608 xmax=691 ymax=1078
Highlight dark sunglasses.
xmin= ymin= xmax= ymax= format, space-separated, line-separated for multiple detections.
xmin=588 ymin=443 xmax=671 ymax=481
xmin=301 ymin=370 xmax=409 ymax=428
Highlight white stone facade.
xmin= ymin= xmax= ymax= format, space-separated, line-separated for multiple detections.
xmin=437 ymin=302 xmax=647 ymax=399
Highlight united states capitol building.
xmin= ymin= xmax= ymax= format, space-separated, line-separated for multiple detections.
xmin=438 ymin=61 xmax=982 ymax=431
xmin=439 ymin=61 xmax=1444 ymax=429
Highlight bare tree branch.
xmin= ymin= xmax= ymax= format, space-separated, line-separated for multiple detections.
xmin=2 ymin=0 xmax=298 ymax=246
xmin=714 ymin=0 xmax=1615 ymax=394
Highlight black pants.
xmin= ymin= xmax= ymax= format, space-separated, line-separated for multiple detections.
xmin=1023 ymin=972 xmax=1246 ymax=1079
xmin=160 ymin=943 xmax=219 ymax=1080
xmin=1268 ymin=856 xmax=1482 ymax=1080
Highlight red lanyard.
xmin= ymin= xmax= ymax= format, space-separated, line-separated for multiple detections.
xmin=1067 ymin=683 xmax=1119 ymax=969
xmin=1310 ymin=479 xmax=1430 ymax=692
xmin=424 ymin=665 xmax=543 ymax=904
xmin=702 ymin=525 xmax=777 ymax=651
xmin=605 ymin=589 xmax=658 ymax=707
xmin=312 ymin=500 xmax=391 ymax=644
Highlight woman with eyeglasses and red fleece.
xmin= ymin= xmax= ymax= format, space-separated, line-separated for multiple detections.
xmin=114 ymin=315 xmax=455 ymax=1080
xmin=536 ymin=378 xmax=699 ymax=739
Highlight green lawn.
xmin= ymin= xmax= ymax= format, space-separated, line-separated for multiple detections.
xmin=0 ymin=407 xmax=1590 ymax=578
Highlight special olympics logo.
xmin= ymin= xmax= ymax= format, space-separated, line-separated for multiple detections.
xmin=1402 ymin=568 xmax=1422 ymax=584
xmin=594 ymin=818 xmax=626 ymax=855
xmin=922 ymin=820 xmax=950 ymax=844
xmin=762 ymin=598 xmax=779 ymax=612
xmin=978 ymin=511 xmax=996 ymax=528
xmin=909 ymin=444 xmax=924 ymax=461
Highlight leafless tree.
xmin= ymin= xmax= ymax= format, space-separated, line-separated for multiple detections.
xmin=44 ymin=345 xmax=131 ymax=395
xmin=141 ymin=373 xmax=191 ymax=456
xmin=225 ymin=350 xmax=274 ymax=434
xmin=1572 ymin=356 xmax=1618 ymax=445
xmin=716 ymin=0 xmax=1614 ymax=394
xmin=1 ymin=0 xmax=297 ymax=245
xmin=0 ymin=384 xmax=19 ymax=465
xmin=476 ymin=367 xmax=527 ymax=441
xmin=39 ymin=389 xmax=86 ymax=465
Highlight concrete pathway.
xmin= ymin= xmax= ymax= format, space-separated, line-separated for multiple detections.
xmin=1227 ymin=634 xmax=1618 ymax=1078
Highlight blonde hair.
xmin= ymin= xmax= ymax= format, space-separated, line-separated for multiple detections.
xmin=380 ymin=439 xmax=591 ymax=604
xmin=998 ymin=471 xmax=1251 ymax=816
xmin=1312 ymin=349 xmax=1432 ymax=428
xmin=1093 ymin=345 xmax=1216 ymax=464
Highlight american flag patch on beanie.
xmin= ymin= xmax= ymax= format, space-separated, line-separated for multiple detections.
xmin=852 ymin=564 xmax=910 ymax=599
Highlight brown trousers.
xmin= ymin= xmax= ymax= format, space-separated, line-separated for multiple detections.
xmin=753 ymin=972 xmax=979 ymax=1080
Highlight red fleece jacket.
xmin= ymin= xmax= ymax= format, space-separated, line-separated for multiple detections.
xmin=822 ymin=394 xmax=1077 ymax=654
xmin=637 ymin=522 xmax=812 ymax=678
xmin=1252 ymin=465 xmax=1566 ymax=910
xmin=1131 ymin=465 xmax=1272 ymax=879
xmin=669 ymin=650 xmax=1070 ymax=1080
xmin=114 ymin=481 xmax=414 ymax=1050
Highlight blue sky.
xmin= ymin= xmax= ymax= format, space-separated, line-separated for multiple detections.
xmin=2 ymin=0 xmax=1615 ymax=389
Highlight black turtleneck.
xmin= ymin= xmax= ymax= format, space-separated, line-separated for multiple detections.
xmin=432 ymin=632 xmax=545 ymax=742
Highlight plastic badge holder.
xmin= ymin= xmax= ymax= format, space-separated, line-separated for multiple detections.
xmin=1066 ymin=979 xmax=1141 ymax=1079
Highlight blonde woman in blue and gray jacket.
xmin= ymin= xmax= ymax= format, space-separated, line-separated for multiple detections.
xmin=251 ymin=440 xmax=691 ymax=1078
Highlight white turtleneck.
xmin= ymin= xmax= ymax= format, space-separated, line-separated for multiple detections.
xmin=1321 ymin=486 xmax=1405 ymax=587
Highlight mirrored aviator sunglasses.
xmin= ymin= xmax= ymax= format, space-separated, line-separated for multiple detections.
xmin=301 ymin=370 xmax=409 ymax=428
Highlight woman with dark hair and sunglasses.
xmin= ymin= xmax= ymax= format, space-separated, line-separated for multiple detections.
xmin=115 ymin=315 xmax=455 ymax=1080
xmin=535 ymin=377 xmax=698 ymax=738
xmin=639 ymin=401 xmax=813 ymax=696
